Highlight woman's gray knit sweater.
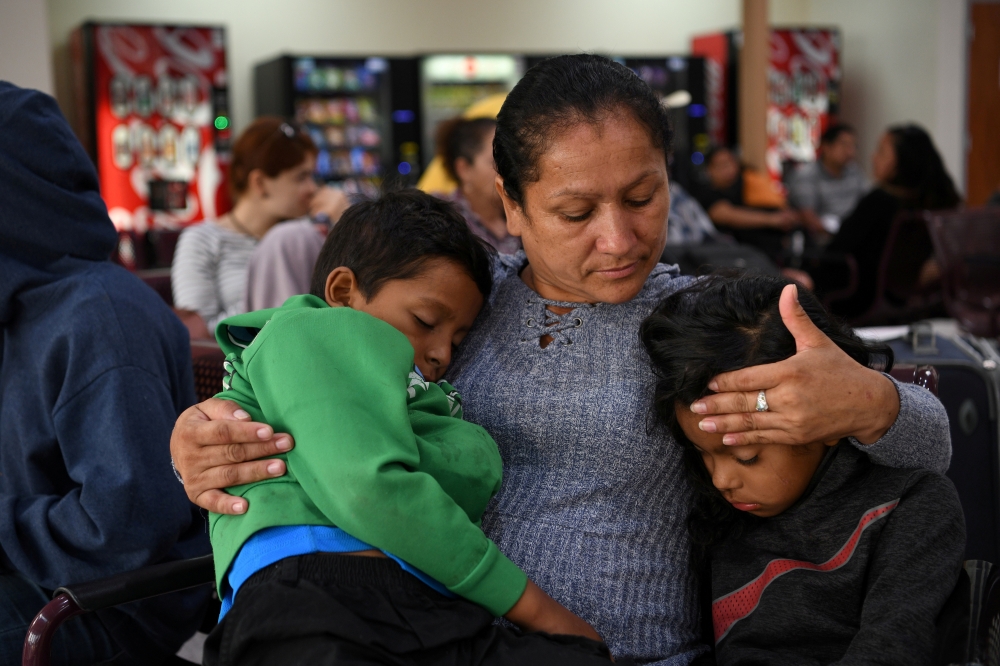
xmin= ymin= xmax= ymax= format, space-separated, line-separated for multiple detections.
xmin=446 ymin=253 xmax=952 ymax=665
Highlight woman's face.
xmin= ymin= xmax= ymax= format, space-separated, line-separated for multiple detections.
xmin=499 ymin=113 xmax=670 ymax=304
xmin=259 ymin=153 xmax=319 ymax=219
xmin=706 ymin=149 xmax=740 ymax=189
xmin=871 ymin=133 xmax=898 ymax=185
xmin=455 ymin=127 xmax=502 ymax=212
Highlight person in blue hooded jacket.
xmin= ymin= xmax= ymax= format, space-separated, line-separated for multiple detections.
xmin=0 ymin=82 xmax=211 ymax=664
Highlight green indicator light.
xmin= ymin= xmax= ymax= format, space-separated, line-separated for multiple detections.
xmin=214 ymin=116 xmax=229 ymax=130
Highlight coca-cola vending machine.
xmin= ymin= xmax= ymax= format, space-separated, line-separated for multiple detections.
xmin=692 ymin=28 xmax=841 ymax=181
xmin=71 ymin=22 xmax=232 ymax=249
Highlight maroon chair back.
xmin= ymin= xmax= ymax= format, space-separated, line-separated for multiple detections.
xmin=190 ymin=341 xmax=227 ymax=403
xmin=927 ymin=208 xmax=1000 ymax=337
xmin=887 ymin=363 xmax=939 ymax=396
xmin=111 ymin=230 xmax=150 ymax=271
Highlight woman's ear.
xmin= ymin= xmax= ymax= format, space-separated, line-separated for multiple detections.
xmin=323 ymin=267 xmax=361 ymax=308
xmin=495 ymin=176 xmax=524 ymax=238
xmin=247 ymin=168 xmax=268 ymax=199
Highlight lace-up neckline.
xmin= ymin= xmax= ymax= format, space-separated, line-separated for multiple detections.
xmin=522 ymin=296 xmax=596 ymax=348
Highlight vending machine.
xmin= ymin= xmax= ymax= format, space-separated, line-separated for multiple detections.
xmin=617 ymin=56 xmax=709 ymax=190
xmin=692 ymin=28 xmax=841 ymax=180
xmin=418 ymin=54 xmax=524 ymax=168
xmin=70 ymin=22 xmax=232 ymax=234
xmin=255 ymin=55 xmax=420 ymax=191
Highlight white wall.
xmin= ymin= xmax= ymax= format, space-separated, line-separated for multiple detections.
xmin=41 ymin=0 xmax=965 ymax=189
xmin=1 ymin=0 xmax=54 ymax=93
xmin=791 ymin=0 xmax=966 ymax=192
xmin=47 ymin=0 xmax=784 ymax=133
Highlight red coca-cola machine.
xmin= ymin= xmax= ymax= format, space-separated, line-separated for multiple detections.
xmin=71 ymin=22 xmax=232 ymax=237
xmin=692 ymin=28 xmax=841 ymax=181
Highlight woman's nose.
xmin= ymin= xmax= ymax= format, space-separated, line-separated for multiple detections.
xmin=594 ymin=207 xmax=637 ymax=256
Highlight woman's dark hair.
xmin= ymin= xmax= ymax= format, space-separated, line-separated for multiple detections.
xmin=494 ymin=54 xmax=673 ymax=208
xmin=436 ymin=117 xmax=497 ymax=183
xmin=639 ymin=273 xmax=893 ymax=559
xmin=885 ymin=124 xmax=961 ymax=210
xmin=819 ymin=122 xmax=854 ymax=146
xmin=229 ymin=117 xmax=317 ymax=199
xmin=309 ymin=188 xmax=495 ymax=300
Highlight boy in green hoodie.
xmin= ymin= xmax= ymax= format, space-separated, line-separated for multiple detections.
xmin=202 ymin=190 xmax=610 ymax=666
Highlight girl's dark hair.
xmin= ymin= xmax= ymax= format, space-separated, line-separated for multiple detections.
xmin=639 ymin=273 xmax=893 ymax=559
xmin=885 ymin=124 xmax=961 ymax=210
xmin=309 ymin=189 xmax=496 ymax=300
xmin=494 ymin=54 xmax=673 ymax=208
xmin=229 ymin=117 xmax=317 ymax=199
xmin=436 ymin=117 xmax=497 ymax=183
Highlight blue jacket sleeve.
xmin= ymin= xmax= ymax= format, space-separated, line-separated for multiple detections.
xmin=0 ymin=366 xmax=201 ymax=589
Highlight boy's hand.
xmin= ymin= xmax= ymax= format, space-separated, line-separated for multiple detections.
xmin=169 ymin=398 xmax=294 ymax=514
xmin=504 ymin=580 xmax=604 ymax=644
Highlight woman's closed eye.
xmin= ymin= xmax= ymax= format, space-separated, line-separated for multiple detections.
xmin=734 ymin=455 xmax=759 ymax=467
xmin=561 ymin=209 xmax=593 ymax=222
xmin=625 ymin=196 xmax=653 ymax=209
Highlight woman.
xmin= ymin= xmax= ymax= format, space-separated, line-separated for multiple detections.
xmin=170 ymin=56 xmax=950 ymax=664
xmin=805 ymin=124 xmax=961 ymax=319
xmin=434 ymin=117 xmax=521 ymax=254
xmin=172 ymin=117 xmax=333 ymax=337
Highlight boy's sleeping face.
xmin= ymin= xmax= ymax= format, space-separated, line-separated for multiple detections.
xmin=324 ymin=258 xmax=484 ymax=382
xmin=675 ymin=405 xmax=837 ymax=517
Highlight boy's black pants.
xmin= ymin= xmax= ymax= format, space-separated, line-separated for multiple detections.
xmin=203 ymin=553 xmax=613 ymax=666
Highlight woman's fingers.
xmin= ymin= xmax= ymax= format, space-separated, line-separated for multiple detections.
xmin=692 ymin=390 xmax=770 ymax=416
xmin=189 ymin=459 xmax=288 ymax=514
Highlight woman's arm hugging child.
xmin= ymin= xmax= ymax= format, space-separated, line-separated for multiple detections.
xmin=203 ymin=189 xmax=612 ymax=666
xmin=640 ymin=274 xmax=965 ymax=665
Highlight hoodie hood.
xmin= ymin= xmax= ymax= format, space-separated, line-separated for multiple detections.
xmin=0 ymin=81 xmax=118 ymax=323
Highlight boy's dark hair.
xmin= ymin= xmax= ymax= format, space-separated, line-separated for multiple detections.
xmin=819 ymin=122 xmax=854 ymax=146
xmin=639 ymin=273 xmax=893 ymax=559
xmin=309 ymin=189 xmax=496 ymax=300
xmin=494 ymin=54 xmax=673 ymax=208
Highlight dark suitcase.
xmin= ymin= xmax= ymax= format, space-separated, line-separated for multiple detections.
xmin=879 ymin=322 xmax=1000 ymax=562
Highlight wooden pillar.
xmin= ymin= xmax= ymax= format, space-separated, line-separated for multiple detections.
xmin=739 ymin=0 xmax=769 ymax=172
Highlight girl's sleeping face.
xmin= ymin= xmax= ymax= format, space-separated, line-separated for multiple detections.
xmin=675 ymin=405 xmax=837 ymax=517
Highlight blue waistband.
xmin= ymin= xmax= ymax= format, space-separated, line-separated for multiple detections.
xmin=220 ymin=524 xmax=453 ymax=619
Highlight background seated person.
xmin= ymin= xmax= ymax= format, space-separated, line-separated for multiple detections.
xmin=693 ymin=147 xmax=812 ymax=262
xmin=242 ymin=186 xmax=350 ymax=312
xmin=0 ymin=83 xmax=210 ymax=665
xmin=643 ymin=275 xmax=964 ymax=664
xmin=171 ymin=118 xmax=321 ymax=338
xmin=788 ymin=123 xmax=869 ymax=235
xmin=433 ymin=117 xmax=521 ymax=254
xmin=666 ymin=181 xmax=725 ymax=246
xmin=801 ymin=124 xmax=961 ymax=319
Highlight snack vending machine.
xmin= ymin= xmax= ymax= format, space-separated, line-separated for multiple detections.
xmin=618 ymin=56 xmax=709 ymax=190
xmin=255 ymin=55 xmax=419 ymax=192
xmin=692 ymin=28 xmax=841 ymax=180
xmin=419 ymin=54 xmax=524 ymax=168
xmin=71 ymin=22 xmax=232 ymax=234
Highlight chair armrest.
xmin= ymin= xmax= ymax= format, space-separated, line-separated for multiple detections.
xmin=55 ymin=555 xmax=215 ymax=612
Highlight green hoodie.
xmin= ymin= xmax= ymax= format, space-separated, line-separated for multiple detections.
xmin=210 ymin=295 xmax=527 ymax=616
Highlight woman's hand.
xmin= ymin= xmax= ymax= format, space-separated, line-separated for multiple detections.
xmin=169 ymin=398 xmax=295 ymax=514
xmin=505 ymin=580 xmax=604 ymax=643
xmin=690 ymin=284 xmax=900 ymax=447
xmin=310 ymin=186 xmax=350 ymax=223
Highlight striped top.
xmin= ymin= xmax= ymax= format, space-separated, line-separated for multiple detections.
xmin=446 ymin=252 xmax=952 ymax=665
xmin=172 ymin=221 xmax=257 ymax=332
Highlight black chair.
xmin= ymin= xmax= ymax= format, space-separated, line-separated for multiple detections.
xmin=927 ymin=208 xmax=1000 ymax=338
xmin=21 ymin=556 xmax=214 ymax=666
